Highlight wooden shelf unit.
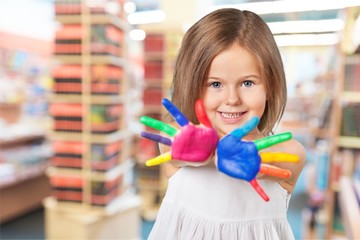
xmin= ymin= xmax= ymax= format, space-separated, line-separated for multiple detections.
xmin=136 ymin=32 xmax=165 ymax=219
xmin=46 ymin=1 xmax=140 ymax=239
xmin=325 ymin=6 xmax=360 ymax=240
xmin=0 ymin=29 xmax=52 ymax=223
xmin=338 ymin=177 xmax=360 ymax=239
xmin=135 ymin=30 xmax=183 ymax=219
xmin=0 ymin=134 xmax=50 ymax=223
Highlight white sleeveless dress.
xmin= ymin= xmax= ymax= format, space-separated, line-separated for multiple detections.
xmin=147 ymin=166 xmax=295 ymax=240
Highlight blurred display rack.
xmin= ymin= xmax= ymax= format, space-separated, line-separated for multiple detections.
xmin=134 ymin=30 xmax=183 ymax=220
xmin=45 ymin=1 xmax=141 ymax=239
xmin=325 ymin=6 xmax=360 ymax=240
xmin=338 ymin=176 xmax=360 ymax=239
xmin=0 ymin=133 xmax=50 ymax=223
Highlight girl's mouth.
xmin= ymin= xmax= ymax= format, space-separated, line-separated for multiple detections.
xmin=219 ymin=111 xmax=247 ymax=123
xmin=220 ymin=112 xmax=244 ymax=118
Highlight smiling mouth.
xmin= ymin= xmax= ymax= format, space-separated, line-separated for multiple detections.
xmin=220 ymin=112 xmax=246 ymax=119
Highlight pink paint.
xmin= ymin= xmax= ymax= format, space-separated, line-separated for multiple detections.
xmin=171 ymin=124 xmax=219 ymax=162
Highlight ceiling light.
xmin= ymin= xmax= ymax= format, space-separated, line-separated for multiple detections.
xmin=127 ymin=10 xmax=165 ymax=25
xmin=124 ymin=1 xmax=136 ymax=14
xmin=275 ymin=33 xmax=340 ymax=46
xmin=268 ymin=19 xmax=345 ymax=34
xmin=129 ymin=29 xmax=146 ymax=41
xmin=208 ymin=0 xmax=360 ymax=15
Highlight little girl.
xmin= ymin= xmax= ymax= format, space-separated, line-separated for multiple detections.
xmin=143 ymin=8 xmax=306 ymax=239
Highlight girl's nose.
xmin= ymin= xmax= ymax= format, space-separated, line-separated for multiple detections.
xmin=226 ymin=89 xmax=241 ymax=105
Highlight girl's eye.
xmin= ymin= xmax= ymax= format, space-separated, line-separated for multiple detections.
xmin=209 ymin=82 xmax=222 ymax=88
xmin=242 ymin=80 xmax=254 ymax=87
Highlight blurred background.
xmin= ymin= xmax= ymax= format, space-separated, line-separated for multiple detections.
xmin=0 ymin=0 xmax=359 ymax=239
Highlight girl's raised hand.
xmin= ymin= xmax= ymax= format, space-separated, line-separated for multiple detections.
xmin=140 ymin=98 xmax=219 ymax=167
xmin=217 ymin=117 xmax=299 ymax=201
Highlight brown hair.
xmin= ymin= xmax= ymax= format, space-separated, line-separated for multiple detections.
xmin=171 ymin=8 xmax=287 ymax=136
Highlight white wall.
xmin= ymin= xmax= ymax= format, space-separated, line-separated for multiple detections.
xmin=0 ymin=0 xmax=55 ymax=40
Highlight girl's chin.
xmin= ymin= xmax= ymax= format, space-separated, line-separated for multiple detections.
xmin=216 ymin=126 xmax=240 ymax=137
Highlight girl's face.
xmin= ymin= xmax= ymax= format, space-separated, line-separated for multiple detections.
xmin=203 ymin=43 xmax=266 ymax=139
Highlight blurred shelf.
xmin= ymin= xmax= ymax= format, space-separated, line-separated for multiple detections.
xmin=0 ymin=133 xmax=45 ymax=148
xmin=44 ymin=191 xmax=141 ymax=216
xmin=337 ymin=136 xmax=360 ymax=149
xmin=312 ymin=127 xmax=331 ymax=139
xmin=144 ymin=80 xmax=163 ymax=88
xmin=338 ymin=177 xmax=360 ymax=239
xmin=49 ymin=94 xmax=125 ymax=104
xmin=136 ymin=180 xmax=162 ymax=191
xmin=142 ymin=105 xmax=162 ymax=114
xmin=54 ymin=55 xmax=126 ymax=67
xmin=0 ymin=163 xmax=48 ymax=189
xmin=341 ymin=91 xmax=360 ymax=103
xmin=48 ymin=130 xmax=131 ymax=143
xmin=144 ymin=52 xmax=164 ymax=61
xmin=56 ymin=14 xmax=129 ymax=31
xmin=47 ymin=159 xmax=134 ymax=181
xmin=0 ymin=173 xmax=50 ymax=224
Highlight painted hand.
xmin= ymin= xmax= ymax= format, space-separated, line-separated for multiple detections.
xmin=217 ymin=117 xmax=299 ymax=201
xmin=140 ymin=98 xmax=219 ymax=166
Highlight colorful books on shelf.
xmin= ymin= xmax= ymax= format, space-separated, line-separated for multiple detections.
xmin=91 ymin=175 xmax=124 ymax=206
xmin=341 ymin=103 xmax=360 ymax=137
xmin=144 ymin=61 xmax=163 ymax=80
xmin=51 ymin=140 xmax=123 ymax=171
xmin=91 ymin=141 xmax=123 ymax=171
xmin=143 ymin=87 xmax=162 ymax=106
xmin=55 ymin=24 xmax=82 ymax=55
xmin=353 ymin=152 xmax=360 ymax=206
xmin=354 ymin=178 xmax=360 ymax=206
xmin=144 ymin=34 xmax=164 ymax=53
xmin=52 ymin=64 xmax=123 ymax=95
xmin=50 ymin=174 xmax=125 ymax=206
xmin=55 ymin=24 xmax=123 ymax=56
xmin=51 ymin=141 xmax=84 ymax=169
xmin=49 ymin=103 xmax=123 ymax=133
xmin=51 ymin=175 xmax=84 ymax=203
xmin=135 ymin=162 xmax=161 ymax=188
xmin=48 ymin=0 xmax=134 ymax=215
xmin=344 ymin=55 xmax=360 ymax=92
xmin=55 ymin=1 xmax=108 ymax=15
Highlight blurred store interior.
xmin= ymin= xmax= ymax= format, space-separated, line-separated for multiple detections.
xmin=0 ymin=0 xmax=359 ymax=239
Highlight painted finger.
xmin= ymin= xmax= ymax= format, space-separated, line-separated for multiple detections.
xmin=140 ymin=116 xmax=178 ymax=137
xmin=250 ymin=179 xmax=269 ymax=201
xmin=162 ymin=98 xmax=189 ymax=127
xmin=260 ymin=152 xmax=299 ymax=163
xmin=146 ymin=152 xmax=172 ymax=166
xmin=230 ymin=117 xmax=260 ymax=139
xmin=259 ymin=165 xmax=291 ymax=178
xmin=195 ymin=100 xmax=212 ymax=128
xmin=254 ymin=132 xmax=292 ymax=151
xmin=141 ymin=132 xmax=172 ymax=146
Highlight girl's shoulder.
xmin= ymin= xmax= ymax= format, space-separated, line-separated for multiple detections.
xmin=281 ymin=138 xmax=306 ymax=160
xmin=274 ymin=137 xmax=306 ymax=172
xmin=264 ymin=134 xmax=306 ymax=160
xmin=263 ymin=136 xmax=306 ymax=193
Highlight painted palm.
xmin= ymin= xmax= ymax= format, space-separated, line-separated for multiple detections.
xmin=140 ymin=98 xmax=219 ymax=166
xmin=217 ymin=117 xmax=299 ymax=201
